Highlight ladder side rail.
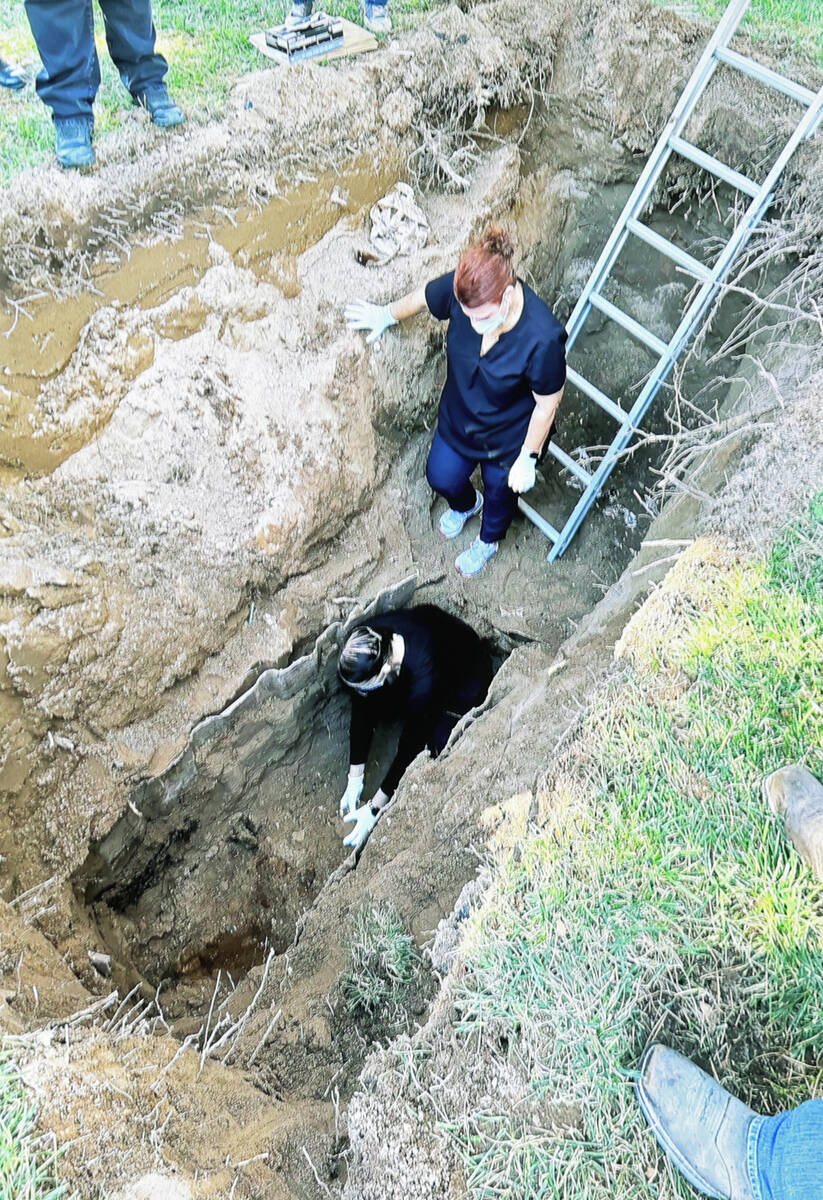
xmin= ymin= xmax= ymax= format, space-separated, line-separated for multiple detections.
xmin=544 ymin=401 xmax=662 ymax=561
xmin=547 ymin=189 xmax=772 ymax=562
xmin=546 ymin=328 xmax=688 ymax=561
xmin=666 ymin=82 xmax=823 ymax=363
xmin=564 ymin=0 xmax=752 ymax=354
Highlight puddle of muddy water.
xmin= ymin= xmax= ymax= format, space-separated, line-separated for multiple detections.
xmin=0 ymin=153 xmax=399 ymax=481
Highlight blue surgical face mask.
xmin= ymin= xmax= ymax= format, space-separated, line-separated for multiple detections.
xmin=469 ymin=288 xmax=512 ymax=336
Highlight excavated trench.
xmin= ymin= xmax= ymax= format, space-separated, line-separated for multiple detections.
xmin=61 ymin=95 xmax=786 ymax=1029
xmin=2 ymin=4 xmax=820 ymax=1192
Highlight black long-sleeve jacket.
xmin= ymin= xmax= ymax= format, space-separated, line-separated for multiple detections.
xmin=345 ymin=605 xmax=489 ymax=797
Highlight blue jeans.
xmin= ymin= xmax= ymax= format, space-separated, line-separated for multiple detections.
xmin=750 ymin=1100 xmax=823 ymax=1199
xmin=25 ymin=0 xmax=168 ymax=120
xmin=426 ymin=429 xmax=516 ymax=543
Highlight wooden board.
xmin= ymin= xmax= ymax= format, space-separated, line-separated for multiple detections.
xmin=250 ymin=19 xmax=377 ymax=65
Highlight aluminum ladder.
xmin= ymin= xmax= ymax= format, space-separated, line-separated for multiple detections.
xmin=520 ymin=0 xmax=823 ymax=562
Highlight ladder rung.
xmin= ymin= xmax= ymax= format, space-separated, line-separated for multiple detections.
xmin=589 ymin=294 xmax=669 ymax=357
xmin=566 ymin=368 xmax=629 ymax=425
xmin=715 ymin=47 xmax=817 ymax=108
xmin=545 ymin=441 xmax=593 ymax=486
xmin=669 ymin=135 xmax=761 ymax=198
xmin=517 ymin=497 xmax=559 ymax=542
xmin=626 ymin=218 xmax=712 ymax=281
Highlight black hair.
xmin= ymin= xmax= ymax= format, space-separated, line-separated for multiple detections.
xmin=338 ymin=625 xmax=393 ymax=687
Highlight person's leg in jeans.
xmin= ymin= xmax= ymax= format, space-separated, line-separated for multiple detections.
xmin=453 ymin=456 xmax=515 ymax=576
xmin=24 ymin=0 xmax=99 ymax=119
xmin=752 ymin=1100 xmax=823 ymax=1200
xmin=426 ymin=431 xmax=480 ymax=528
xmin=636 ymin=1044 xmax=823 ymax=1200
xmin=98 ymin=0 xmax=167 ymax=98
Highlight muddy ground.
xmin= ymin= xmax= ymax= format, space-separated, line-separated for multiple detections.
xmin=1 ymin=0 xmax=822 ymax=1196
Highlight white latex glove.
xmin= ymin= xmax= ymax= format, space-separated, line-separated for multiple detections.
xmin=344 ymin=300 xmax=398 ymax=344
xmin=507 ymin=446 xmax=537 ymax=494
xmin=343 ymin=803 xmax=378 ymax=849
xmin=339 ymin=768 xmax=365 ymax=818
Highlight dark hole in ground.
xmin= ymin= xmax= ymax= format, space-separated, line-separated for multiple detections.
xmin=74 ymin=617 xmax=510 ymax=1013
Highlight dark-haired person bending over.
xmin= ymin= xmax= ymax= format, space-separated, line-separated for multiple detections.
xmin=337 ymin=605 xmax=493 ymax=849
xmin=345 ymin=224 xmax=567 ymax=576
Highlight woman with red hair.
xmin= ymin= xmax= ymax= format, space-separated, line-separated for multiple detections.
xmin=346 ymin=225 xmax=566 ymax=576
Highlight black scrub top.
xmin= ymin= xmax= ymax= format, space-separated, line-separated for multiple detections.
xmin=425 ymin=270 xmax=567 ymax=463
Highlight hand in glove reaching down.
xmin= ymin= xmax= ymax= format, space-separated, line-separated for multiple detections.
xmin=507 ymin=445 xmax=537 ymax=494
xmin=339 ymin=767 xmax=365 ymax=818
xmin=342 ymin=803 xmax=378 ymax=850
xmin=344 ymin=300 xmax=398 ymax=344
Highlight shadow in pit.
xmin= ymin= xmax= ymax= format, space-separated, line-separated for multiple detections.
xmin=73 ymin=576 xmax=508 ymax=1022
xmin=73 ymin=576 xmax=420 ymax=1011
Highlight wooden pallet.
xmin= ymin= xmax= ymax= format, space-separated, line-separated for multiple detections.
xmin=250 ymin=18 xmax=377 ymax=65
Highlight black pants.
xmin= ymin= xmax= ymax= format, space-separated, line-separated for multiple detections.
xmin=429 ymin=647 xmax=494 ymax=756
xmin=24 ymin=0 xmax=168 ymax=120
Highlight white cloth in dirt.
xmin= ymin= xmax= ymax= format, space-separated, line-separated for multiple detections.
xmin=369 ymin=182 xmax=429 ymax=264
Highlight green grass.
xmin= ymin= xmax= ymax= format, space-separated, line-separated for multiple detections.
xmin=656 ymin=0 xmax=823 ymax=64
xmin=0 ymin=0 xmax=440 ymax=184
xmin=446 ymin=497 xmax=823 ymax=1198
xmin=0 ymin=1055 xmax=70 ymax=1200
xmin=341 ymin=903 xmax=424 ymax=1021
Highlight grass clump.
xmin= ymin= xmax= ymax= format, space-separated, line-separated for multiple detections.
xmin=446 ymin=498 xmax=823 ymax=1199
xmin=0 ymin=1054 xmax=70 ymax=1200
xmin=342 ymin=904 xmax=424 ymax=1021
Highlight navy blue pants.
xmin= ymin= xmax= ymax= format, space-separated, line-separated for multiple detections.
xmin=426 ymin=429 xmax=517 ymax=543
xmin=24 ymin=0 xmax=168 ymax=120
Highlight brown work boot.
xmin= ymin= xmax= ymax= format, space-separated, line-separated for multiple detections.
xmin=763 ymin=764 xmax=823 ymax=880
